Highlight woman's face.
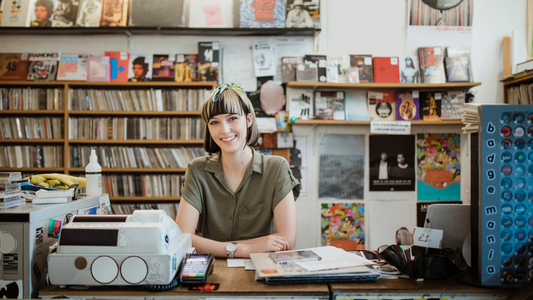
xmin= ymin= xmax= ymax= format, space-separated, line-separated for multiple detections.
xmin=208 ymin=112 xmax=252 ymax=154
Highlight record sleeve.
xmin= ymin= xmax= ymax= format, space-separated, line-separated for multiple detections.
xmin=445 ymin=57 xmax=470 ymax=82
xmin=0 ymin=53 xmax=29 ymax=81
xmin=418 ymin=47 xmax=446 ymax=84
xmin=240 ymin=0 xmax=285 ymax=28
xmin=350 ymin=55 xmax=374 ymax=83
xmin=76 ymin=0 xmax=102 ymax=27
xmin=100 ymin=0 xmax=128 ymax=26
xmin=396 ymin=91 xmax=419 ymax=121
xmin=419 ymin=91 xmax=442 ymax=121
xmin=269 ymin=250 xmax=322 ymax=265
xmin=105 ymin=51 xmax=129 ymax=82
xmin=128 ymin=0 xmax=184 ymax=27
xmin=57 ymin=54 xmax=89 ymax=81
xmin=27 ymin=52 xmax=60 ymax=81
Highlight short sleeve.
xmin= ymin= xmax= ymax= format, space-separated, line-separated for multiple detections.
xmin=181 ymin=163 xmax=203 ymax=214
xmin=272 ymin=158 xmax=300 ymax=209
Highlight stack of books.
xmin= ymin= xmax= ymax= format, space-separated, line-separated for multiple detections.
xmin=32 ymin=189 xmax=73 ymax=205
xmin=0 ymin=172 xmax=28 ymax=209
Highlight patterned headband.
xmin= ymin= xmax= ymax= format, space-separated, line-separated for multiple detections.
xmin=211 ymin=83 xmax=252 ymax=110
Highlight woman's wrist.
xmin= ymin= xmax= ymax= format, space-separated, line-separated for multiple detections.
xmin=234 ymin=243 xmax=250 ymax=258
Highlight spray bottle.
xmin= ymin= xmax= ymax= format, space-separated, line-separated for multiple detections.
xmin=85 ymin=149 xmax=102 ymax=196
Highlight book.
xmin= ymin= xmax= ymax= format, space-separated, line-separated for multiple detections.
xmin=285 ymin=0 xmax=320 ymax=29
xmin=399 ymin=56 xmax=421 ymax=84
xmin=175 ymin=54 xmax=197 ymax=82
xmin=367 ymin=91 xmax=396 ymax=121
xmin=269 ymin=249 xmax=322 ymax=265
xmin=50 ymin=0 xmax=79 ymax=27
xmin=152 ymin=54 xmax=175 ymax=82
xmin=128 ymin=0 xmax=185 ymax=27
xmin=327 ymin=55 xmax=350 ymax=83
xmin=100 ymin=0 xmax=128 ymax=27
xmin=445 ymin=57 xmax=470 ymax=82
xmin=296 ymin=62 xmax=318 ymax=82
xmin=315 ymin=91 xmax=345 ymax=120
xmin=87 ymin=56 xmax=110 ymax=82
xmin=57 ymin=54 xmax=89 ymax=81
xmin=281 ymin=57 xmax=301 ymax=83
xmin=373 ymin=57 xmax=400 ymax=83
xmin=419 ymin=91 xmax=442 ymax=121
xmin=349 ymin=55 xmax=374 ymax=83
xmin=198 ymin=42 xmax=220 ymax=82
xmin=418 ymin=47 xmax=446 ymax=84
xmin=0 ymin=53 xmax=29 ymax=81
xmin=441 ymin=91 xmax=465 ymax=120
xmin=304 ymin=55 xmax=327 ymax=82
xmin=1 ymin=0 xmax=33 ymax=27
xmin=35 ymin=189 xmax=73 ymax=198
xmin=27 ymin=52 xmax=60 ymax=81
xmin=396 ymin=91 xmax=419 ymax=121
xmin=105 ymin=51 xmax=129 ymax=82
xmin=128 ymin=54 xmax=152 ymax=82
xmin=446 ymin=46 xmax=473 ymax=81
xmin=76 ymin=0 xmax=102 ymax=27
xmin=240 ymin=0 xmax=285 ymax=28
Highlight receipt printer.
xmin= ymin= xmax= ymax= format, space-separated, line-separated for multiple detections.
xmin=48 ymin=210 xmax=192 ymax=286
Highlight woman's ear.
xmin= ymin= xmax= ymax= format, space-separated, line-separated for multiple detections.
xmin=247 ymin=113 xmax=253 ymax=128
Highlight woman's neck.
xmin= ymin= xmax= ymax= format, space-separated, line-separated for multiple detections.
xmin=220 ymin=146 xmax=254 ymax=175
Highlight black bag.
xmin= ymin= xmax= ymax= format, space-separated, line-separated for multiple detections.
xmin=377 ymin=245 xmax=464 ymax=279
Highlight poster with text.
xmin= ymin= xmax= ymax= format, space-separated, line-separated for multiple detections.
xmin=369 ymin=135 xmax=416 ymax=191
xmin=417 ymin=133 xmax=461 ymax=201
xmin=321 ymin=202 xmax=364 ymax=251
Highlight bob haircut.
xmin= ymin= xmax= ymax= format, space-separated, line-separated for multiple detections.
xmin=201 ymin=87 xmax=259 ymax=153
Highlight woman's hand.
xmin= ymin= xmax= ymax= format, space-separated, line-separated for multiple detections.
xmin=239 ymin=234 xmax=290 ymax=255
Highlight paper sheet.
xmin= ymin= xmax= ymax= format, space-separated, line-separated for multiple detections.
xmin=252 ymin=38 xmax=276 ymax=77
xmin=222 ymin=45 xmax=257 ymax=92
xmin=226 ymin=258 xmax=251 ymax=268
xmin=274 ymin=37 xmax=308 ymax=83
xmin=296 ymin=246 xmax=373 ymax=271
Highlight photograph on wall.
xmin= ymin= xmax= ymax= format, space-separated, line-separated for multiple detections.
xmin=321 ymin=202 xmax=364 ymax=251
xmin=290 ymin=135 xmax=308 ymax=198
xmin=417 ymin=133 xmax=461 ymax=201
xmin=318 ymin=134 xmax=364 ymax=199
xmin=285 ymin=0 xmax=320 ymax=29
xmin=369 ymin=135 xmax=416 ymax=191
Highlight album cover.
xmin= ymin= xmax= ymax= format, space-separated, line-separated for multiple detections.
xmin=419 ymin=91 xmax=442 ymax=121
xmin=349 ymin=54 xmax=374 ymax=83
xmin=446 ymin=46 xmax=473 ymax=82
xmin=285 ymin=0 xmax=320 ymax=29
xmin=128 ymin=0 xmax=184 ymax=27
xmin=373 ymin=57 xmax=400 ymax=83
xmin=185 ymin=0 xmax=236 ymax=28
xmin=418 ymin=47 xmax=446 ymax=84
xmin=175 ymin=54 xmax=198 ymax=82
xmin=399 ymin=56 xmax=421 ymax=84
xmin=304 ymin=55 xmax=327 ymax=82
xmin=441 ymin=91 xmax=465 ymax=120
xmin=104 ymin=51 xmax=129 ymax=82
xmin=152 ymin=54 xmax=175 ymax=82
xmin=315 ymin=91 xmax=345 ymax=120
xmin=75 ymin=0 xmax=102 ymax=27
xmin=369 ymin=135 xmax=416 ymax=191
xmin=100 ymin=0 xmax=128 ymax=26
xmin=57 ymin=53 xmax=89 ymax=81
xmin=51 ymin=0 xmax=80 ymax=27
xmin=0 ymin=53 xmax=29 ymax=81
xmin=296 ymin=62 xmax=317 ymax=82
xmin=27 ymin=52 xmax=60 ymax=81
xmin=87 ymin=56 xmax=110 ymax=82
xmin=198 ymin=42 xmax=220 ymax=82
xmin=128 ymin=54 xmax=152 ymax=82
xmin=396 ymin=91 xmax=419 ymax=121
xmin=367 ymin=91 xmax=396 ymax=121
xmin=445 ymin=57 xmax=470 ymax=82
xmin=1 ymin=0 xmax=32 ymax=26
xmin=240 ymin=0 xmax=285 ymax=28
xmin=281 ymin=57 xmax=301 ymax=83
xmin=326 ymin=55 xmax=349 ymax=83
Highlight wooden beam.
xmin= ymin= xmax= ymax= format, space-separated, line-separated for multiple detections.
xmin=503 ymin=37 xmax=512 ymax=79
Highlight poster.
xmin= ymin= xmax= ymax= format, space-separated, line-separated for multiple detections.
xmin=252 ymin=37 xmax=276 ymax=77
xmin=321 ymin=202 xmax=364 ymax=251
xmin=369 ymin=135 xmax=416 ymax=191
xmin=319 ymin=134 xmax=365 ymax=199
xmin=417 ymin=133 xmax=461 ymax=201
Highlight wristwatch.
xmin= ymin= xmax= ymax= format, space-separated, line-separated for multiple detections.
xmin=225 ymin=242 xmax=238 ymax=258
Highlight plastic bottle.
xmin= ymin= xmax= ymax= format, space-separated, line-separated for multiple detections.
xmin=85 ymin=149 xmax=102 ymax=196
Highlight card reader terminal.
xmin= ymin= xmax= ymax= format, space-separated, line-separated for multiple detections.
xmin=179 ymin=253 xmax=215 ymax=285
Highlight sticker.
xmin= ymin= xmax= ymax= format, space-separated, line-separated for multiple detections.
xmin=485 ymin=205 xmax=497 ymax=215
xmin=21 ymin=53 xmax=28 ymax=60
xmin=487 ymin=265 xmax=496 ymax=274
xmin=48 ymin=219 xmax=62 ymax=238
xmin=434 ymin=47 xmax=442 ymax=55
xmin=188 ymin=283 xmax=220 ymax=291
xmin=342 ymin=55 xmax=350 ymax=64
xmin=212 ymin=62 xmax=219 ymax=67
xmin=487 ymin=139 xmax=495 ymax=147
xmin=0 ymin=280 xmax=22 ymax=299
xmin=486 ymin=153 xmax=496 ymax=164
xmin=486 ymin=235 xmax=495 ymax=244
xmin=120 ymin=52 xmax=128 ymax=61
xmin=32 ymin=261 xmax=43 ymax=283
xmin=434 ymin=93 xmax=442 ymax=100
xmin=412 ymin=90 xmax=419 ymax=98
xmin=337 ymin=92 xmax=344 ymax=99
xmin=260 ymin=269 xmax=278 ymax=274
xmin=168 ymin=55 xmax=175 ymax=62
xmin=318 ymin=59 xmax=327 ymax=68
xmin=176 ymin=54 xmax=185 ymax=62
xmin=487 ymin=122 xmax=496 ymax=133
xmin=99 ymin=195 xmax=110 ymax=207
xmin=488 ymin=249 xmax=494 ymax=260
xmin=35 ymin=227 xmax=44 ymax=249
xmin=364 ymin=57 xmax=372 ymax=65
xmin=368 ymin=92 xmax=383 ymax=100
xmin=487 ymin=185 xmax=495 ymax=194
xmin=101 ymin=56 xmax=109 ymax=65
xmin=390 ymin=57 xmax=398 ymax=65
xmin=172 ymin=253 xmax=177 ymax=271
xmin=486 ymin=220 xmax=496 ymax=229
xmin=212 ymin=42 xmax=220 ymax=50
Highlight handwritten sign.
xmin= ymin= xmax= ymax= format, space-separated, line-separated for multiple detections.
xmin=412 ymin=227 xmax=443 ymax=249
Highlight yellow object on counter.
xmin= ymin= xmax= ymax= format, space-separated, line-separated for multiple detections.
xmin=26 ymin=174 xmax=86 ymax=190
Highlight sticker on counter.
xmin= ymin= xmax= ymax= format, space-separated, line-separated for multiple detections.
xmin=48 ymin=219 xmax=62 ymax=238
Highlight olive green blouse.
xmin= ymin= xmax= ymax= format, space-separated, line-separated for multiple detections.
xmin=181 ymin=148 xmax=300 ymax=242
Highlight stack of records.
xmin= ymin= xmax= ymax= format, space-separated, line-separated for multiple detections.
xmin=0 ymin=172 xmax=28 ymax=209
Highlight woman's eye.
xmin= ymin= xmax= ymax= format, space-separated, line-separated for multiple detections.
xmin=209 ymin=121 xmax=218 ymax=125
xmin=229 ymin=117 xmax=238 ymax=121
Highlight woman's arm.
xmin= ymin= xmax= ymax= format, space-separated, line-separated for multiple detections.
xmin=176 ymin=197 xmax=295 ymax=258
xmin=272 ymin=190 xmax=297 ymax=250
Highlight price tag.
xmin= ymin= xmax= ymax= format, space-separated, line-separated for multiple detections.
xmin=412 ymin=227 xmax=443 ymax=249
xmin=177 ymin=54 xmax=185 ymax=62
xmin=368 ymin=92 xmax=383 ymax=100
xmin=435 ymin=92 xmax=442 ymax=100
xmin=212 ymin=62 xmax=219 ymax=67
xmin=99 ymin=194 xmax=110 ymax=207
xmin=101 ymin=56 xmax=109 ymax=65
xmin=318 ymin=59 xmax=327 ymax=68
xmin=434 ymin=47 xmax=442 ymax=55
xmin=390 ymin=57 xmax=398 ymax=65
xmin=168 ymin=55 xmax=175 ymax=62
xmin=364 ymin=57 xmax=372 ymax=65
xmin=21 ymin=53 xmax=28 ymax=60
xmin=337 ymin=92 xmax=344 ymax=99
xmin=212 ymin=42 xmax=220 ymax=50
xmin=342 ymin=55 xmax=350 ymax=64
xmin=412 ymin=90 xmax=419 ymax=98
xmin=120 ymin=52 xmax=128 ymax=61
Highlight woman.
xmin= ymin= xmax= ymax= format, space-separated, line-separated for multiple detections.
xmin=176 ymin=83 xmax=300 ymax=258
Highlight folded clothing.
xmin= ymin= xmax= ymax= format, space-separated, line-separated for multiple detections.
xmin=26 ymin=174 xmax=86 ymax=190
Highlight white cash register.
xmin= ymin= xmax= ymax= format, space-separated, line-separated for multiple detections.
xmin=48 ymin=210 xmax=192 ymax=286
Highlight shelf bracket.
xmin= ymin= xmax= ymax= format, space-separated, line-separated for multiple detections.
xmin=125 ymin=30 xmax=134 ymax=53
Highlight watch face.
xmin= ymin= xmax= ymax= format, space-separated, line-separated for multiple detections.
xmin=226 ymin=243 xmax=237 ymax=252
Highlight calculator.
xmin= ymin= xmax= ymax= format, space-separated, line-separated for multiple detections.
xmin=179 ymin=253 xmax=215 ymax=285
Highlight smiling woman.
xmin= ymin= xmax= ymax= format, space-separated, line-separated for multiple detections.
xmin=175 ymin=83 xmax=300 ymax=259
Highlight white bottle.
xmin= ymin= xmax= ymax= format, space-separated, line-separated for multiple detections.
xmin=85 ymin=149 xmax=102 ymax=196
